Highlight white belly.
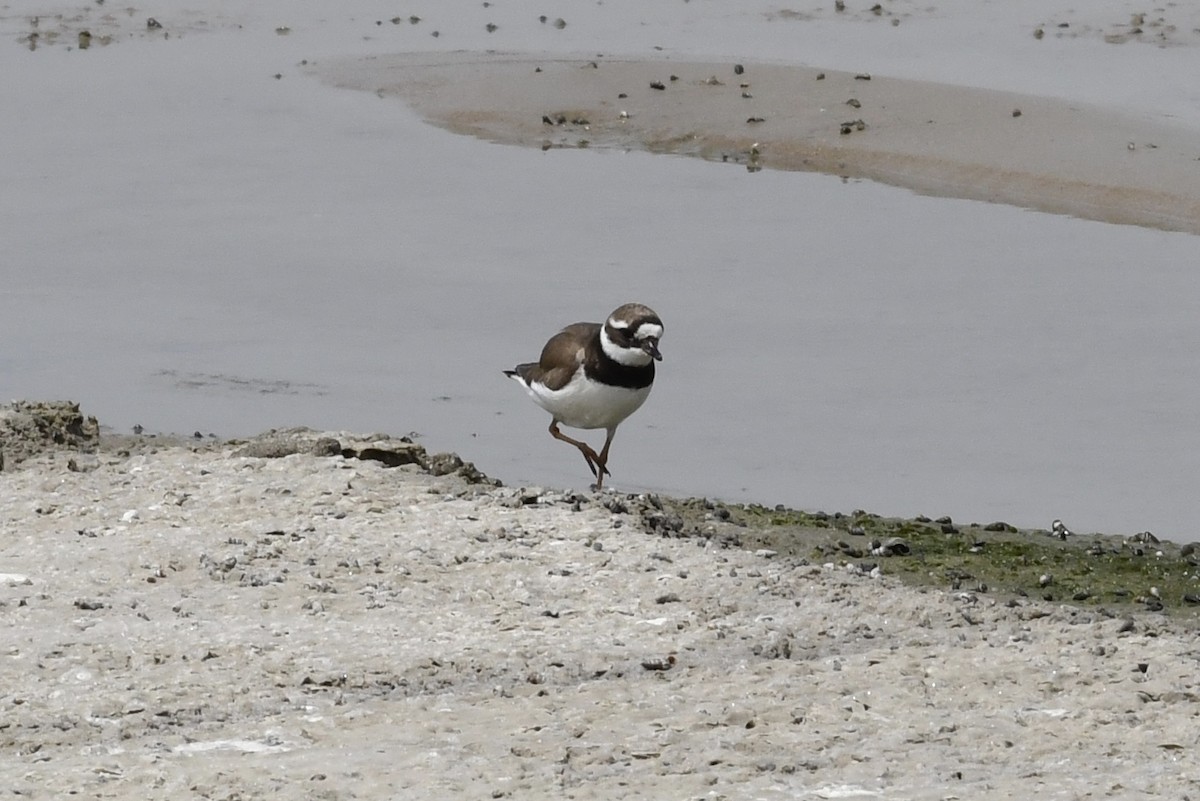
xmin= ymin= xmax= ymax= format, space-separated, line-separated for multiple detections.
xmin=523 ymin=369 xmax=652 ymax=430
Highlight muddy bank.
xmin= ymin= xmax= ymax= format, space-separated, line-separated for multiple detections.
xmin=317 ymin=52 xmax=1200 ymax=234
xmin=3 ymin=403 xmax=1200 ymax=798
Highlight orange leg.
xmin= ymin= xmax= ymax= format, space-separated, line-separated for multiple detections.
xmin=594 ymin=427 xmax=618 ymax=489
xmin=549 ymin=420 xmax=612 ymax=488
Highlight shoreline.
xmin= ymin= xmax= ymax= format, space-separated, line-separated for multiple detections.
xmin=317 ymin=51 xmax=1200 ymax=235
xmin=4 ymin=402 xmax=1198 ymax=617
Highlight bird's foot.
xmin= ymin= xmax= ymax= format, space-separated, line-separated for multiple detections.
xmin=588 ymin=461 xmax=611 ymax=492
xmin=578 ymin=446 xmax=609 ymax=479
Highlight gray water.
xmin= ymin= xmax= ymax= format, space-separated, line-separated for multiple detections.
xmin=3 ymin=5 xmax=1198 ymax=540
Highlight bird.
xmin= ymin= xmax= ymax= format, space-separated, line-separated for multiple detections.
xmin=504 ymin=303 xmax=664 ymax=490
xmin=1051 ymin=519 xmax=1073 ymax=540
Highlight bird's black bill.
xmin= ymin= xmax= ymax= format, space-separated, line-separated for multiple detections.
xmin=642 ymin=339 xmax=662 ymax=361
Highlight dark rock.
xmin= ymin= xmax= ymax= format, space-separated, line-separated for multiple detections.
xmin=603 ymin=497 xmax=629 ymax=515
xmin=351 ymin=444 xmax=424 ymax=468
xmin=427 ymin=452 xmax=465 ymax=476
xmin=235 ymin=429 xmax=348 ymax=459
xmin=311 ymin=437 xmax=341 ymax=457
xmin=643 ymin=512 xmax=684 ymax=535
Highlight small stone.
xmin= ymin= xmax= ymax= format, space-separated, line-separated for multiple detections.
xmin=641 ymin=655 xmax=676 ymax=671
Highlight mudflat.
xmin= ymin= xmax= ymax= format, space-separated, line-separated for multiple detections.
xmin=319 ymin=52 xmax=1200 ymax=234
xmin=2 ymin=405 xmax=1197 ymax=798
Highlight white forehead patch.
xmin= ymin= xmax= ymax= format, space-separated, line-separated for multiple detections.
xmin=634 ymin=322 xmax=663 ymax=341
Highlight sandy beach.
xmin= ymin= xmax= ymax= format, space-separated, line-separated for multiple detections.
xmin=3 ymin=403 xmax=1199 ymax=799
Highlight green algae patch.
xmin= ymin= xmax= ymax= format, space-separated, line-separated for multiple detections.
xmin=636 ymin=497 xmax=1200 ymax=617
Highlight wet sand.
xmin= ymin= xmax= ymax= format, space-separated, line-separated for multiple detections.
xmin=318 ymin=52 xmax=1200 ymax=234
xmin=3 ymin=410 xmax=1199 ymax=799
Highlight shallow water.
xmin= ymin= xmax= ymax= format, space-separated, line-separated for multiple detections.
xmin=3 ymin=1 xmax=1198 ymax=539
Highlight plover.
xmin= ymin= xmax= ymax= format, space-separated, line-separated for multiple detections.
xmin=504 ymin=303 xmax=663 ymax=490
xmin=1051 ymin=519 xmax=1073 ymax=540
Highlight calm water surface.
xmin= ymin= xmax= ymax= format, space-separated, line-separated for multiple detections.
xmin=3 ymin=3 xmax=1198 ymax=540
